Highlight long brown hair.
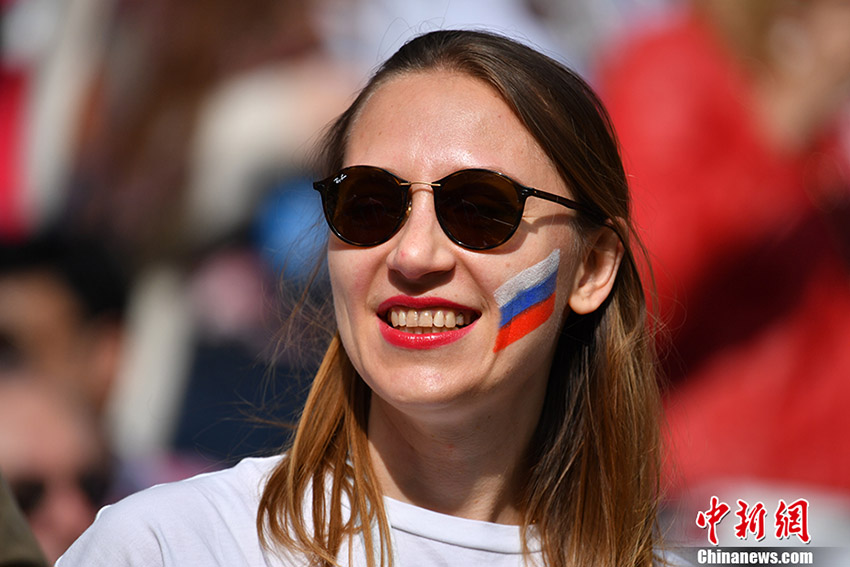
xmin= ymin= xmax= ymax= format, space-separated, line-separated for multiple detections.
xmin=258 ymin=29 xmax=661 ymax=567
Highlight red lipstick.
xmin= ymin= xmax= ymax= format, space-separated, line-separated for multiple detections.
xmin=377 ymin=296 xmax=470 ymax=312
xmin=377 ymin=296 xmax=477 ymax=350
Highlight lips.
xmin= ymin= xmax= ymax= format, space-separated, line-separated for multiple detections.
xmin=377 ymin=296 xmax=479 ymax=349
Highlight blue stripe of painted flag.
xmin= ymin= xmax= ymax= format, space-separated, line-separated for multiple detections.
xmin=499 ymin=269 xmax=557 ymax=328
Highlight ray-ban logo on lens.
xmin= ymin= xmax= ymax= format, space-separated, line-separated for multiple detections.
xmin=334 ymin=173 xmax=347 ymax=184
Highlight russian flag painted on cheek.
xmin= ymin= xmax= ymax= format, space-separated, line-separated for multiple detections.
xmin=493 ymin=249 xmax=560 ymax=352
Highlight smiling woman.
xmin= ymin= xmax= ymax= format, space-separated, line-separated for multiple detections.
xmin=58 ymin=30 xmax=662 ymax=567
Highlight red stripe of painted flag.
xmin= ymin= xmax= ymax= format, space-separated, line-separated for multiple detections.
xmin=493 ymin=293 xmax=556 ymax=352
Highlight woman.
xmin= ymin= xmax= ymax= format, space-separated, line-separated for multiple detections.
xmin=59 ymin=30 xmax=661 ymax=567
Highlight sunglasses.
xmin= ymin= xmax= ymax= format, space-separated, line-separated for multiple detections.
xmin=313 ymin=165 xmax=604 ymax=250
xmin=10 ymin=469 xmax=111 ymax=516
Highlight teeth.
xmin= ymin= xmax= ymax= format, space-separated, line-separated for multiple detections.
xmin=433 ymin=311 xmax=444 ymax=327
xmin=386 ymin=307 xmax=473 ymax=333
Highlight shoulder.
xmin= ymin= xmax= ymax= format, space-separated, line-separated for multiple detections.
xmin=100 ymin=454 xmax=281 ymax=529
xmin=58 ymin=456 xmax=284 ymax=567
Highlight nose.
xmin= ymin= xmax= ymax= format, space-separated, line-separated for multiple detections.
xmin=386 ymin=185 xmax=456 ymax=282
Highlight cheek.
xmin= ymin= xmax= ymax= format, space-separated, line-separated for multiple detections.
xmin=492 ymin=249 xmax=562 ymax=352
xmin=328 ymin=251 xmax=354 ymax=316
xmin=328 ymin=246 xmax=378 ymax=328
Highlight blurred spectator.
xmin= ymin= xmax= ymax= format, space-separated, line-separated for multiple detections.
xmin=67 ymin=0 xmax=326 ymax=270
xmin=597 ymin=0 xmax=850 ymax=546
xmin=0 ymin=472 xmax=47 ymax=567
xmin=73 ymin=0 xmax=348 ymax=469
xmin=1 ymin=0 xmax=112 ymax=238
xmin=0 ymin=379 xmax=112 ymax=563
xmin=169 ymin=240 xmax=308 ymax=465
xmin=529 ymin=0 xmax=672 ymax=72
xmin=0 ymin=232 xmax=129 ymax=414
xmin=314 ymin=0 xmax=565 ymax=71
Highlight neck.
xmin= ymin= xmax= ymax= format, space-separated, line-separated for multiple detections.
xmin=366 ymin=388 xmax=544 ymax=525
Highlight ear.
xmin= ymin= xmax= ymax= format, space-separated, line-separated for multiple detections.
xmin=568 ymin=225 xmax=624 ymax=315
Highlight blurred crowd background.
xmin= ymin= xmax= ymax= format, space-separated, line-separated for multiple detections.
xmin=1 ymin=0 xmax=849 ymax=562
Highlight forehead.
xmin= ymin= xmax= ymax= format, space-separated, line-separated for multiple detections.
xmin=345 ymin=70 xmax=556 ymax=182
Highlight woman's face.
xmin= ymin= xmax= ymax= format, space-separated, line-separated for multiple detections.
xmin=327 ymin=70 xmax=591 ymax=425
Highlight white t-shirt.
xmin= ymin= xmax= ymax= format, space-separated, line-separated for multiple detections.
xmin=57 ymin=456 xmax=542 ymax=566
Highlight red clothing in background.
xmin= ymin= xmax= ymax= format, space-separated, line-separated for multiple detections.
xmin=598 ymin=10 xmax=850 ymax=494
xmin=0 ymin=69 xmax=27 ymax=238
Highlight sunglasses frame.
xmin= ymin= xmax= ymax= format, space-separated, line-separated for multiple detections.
xmin=313 ymin=165 xmax=605 ymax=250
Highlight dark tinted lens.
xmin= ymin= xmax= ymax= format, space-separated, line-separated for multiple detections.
xmin=324 ymin=167 xmax=407 ymax=246
xmin=435 ymin=171 xmax=522 ymax=249
xmin=10 ymin=478 xmax=45 ymax=515
xmin=79 ymin=469 xmax=111 ymax=507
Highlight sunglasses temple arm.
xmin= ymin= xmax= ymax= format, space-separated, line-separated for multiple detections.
xmin=526 ymin=188 xmax=607 ymax=225
xmin=534 ymin=190 xmax=627 ymax=245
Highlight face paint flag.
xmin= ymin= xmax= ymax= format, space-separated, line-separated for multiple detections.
xmin=494 ymin=249 xmax=559 ymax=352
